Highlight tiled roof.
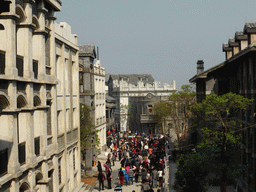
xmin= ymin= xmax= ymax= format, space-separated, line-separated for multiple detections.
xmin=109 ymin=74 xmax=155 ymax=85
xmin=244 ymin=22 xmax=256 ymax=29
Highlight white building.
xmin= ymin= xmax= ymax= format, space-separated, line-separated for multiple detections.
xmin=0 ymin=1 xmax=82 ymax=191
xmin=94 ymin=60 xmax=107 ymax=149
xmin=108 ymin=74 xmax=176 ymax=133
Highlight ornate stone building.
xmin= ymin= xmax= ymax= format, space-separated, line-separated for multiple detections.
xmin=190 ymin=23 xmax=256 ymax=192
xmin=79 ymin=45 xmax=106 ymax=150
xmin=0 ymin=1 xmax=82 ymax=191
xmin=107 ymin=74 xmax=176 ymax=133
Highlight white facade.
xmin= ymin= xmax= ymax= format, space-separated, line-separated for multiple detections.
xmin=110 ymin=76 xmax=176 ymax=132
xmin=0 ymin=1 xmax=82 ymax=192
xmin=94 ymin=60 xmax=106 ymax=149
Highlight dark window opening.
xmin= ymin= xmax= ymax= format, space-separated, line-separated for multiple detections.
xmin=46 ymin=66 xmax=51 ymax=75
xmin=0 ymin=51 xmax=5 ymax=74
xmin=16 ymin=56 xmax=24 ymax=77
xmin=34 ymin=137 xmax=40 ymax=156
xmin=58 ymin=158 xmax=61 ymax=184
xmin=47 ymin=100 xmax=52 ymax=135
xmin=33 ymin=60 xmax=38 ymax=79
xmin=73 ymin=150 xmax=75 ymax=170
xmin=18 ymin=142 xmax=26 ymax=165
xmin=0 ymin=148 xmax=8 ymax=176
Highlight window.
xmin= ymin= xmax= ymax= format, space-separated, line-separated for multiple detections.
xmin=18 ymin=142 xmax=26 ymax=165
xmin=58 ymin=158 xmax=62 ymax=184
xmin=73 ymin=149 xmax=75 ymax=170
xmin=47 ymin=100 xmax=52 ymax=135
xmin=46 ymin=66 xmax=51 ymax=75
xmin=16 ymin=55 xmax=24 ymax=77
xmin=0 ymin=51 xmax=5 ymax=74
xmin=33 ymin=60 xmax=38 ymax=79
xmin=34 ymin=137 xmax=40 ymax=156
xmin=0 ymin=149 xmax=8 ymax=176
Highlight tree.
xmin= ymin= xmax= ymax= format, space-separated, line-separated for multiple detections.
xmin=153 ymin=84 xmax=196 ymax=146
xmin=80 ymin=103 xmax=99 ymax=155
xmin=191 ymin=92 xmax=253 ymax=192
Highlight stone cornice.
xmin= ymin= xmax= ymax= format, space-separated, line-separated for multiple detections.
xmin=37 ymin=8 xmax=48 ymax=14
xmin=0 ymin=13 xmax=19 ymax=20
xmin=33 ymin=30 xmax=48 ymax=36
xmin=17 ymin=23 xmax=36 ymax=30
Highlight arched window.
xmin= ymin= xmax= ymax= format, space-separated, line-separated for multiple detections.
xmin=19 ymin=181 xmax=30 ymax=192
xmin=0 ymin=94 xmax=10 ymax=110
xmin=17 ymin=94 xmax=27 ymax=108
xmin=33 ymin=95 xmax=41 ymax=107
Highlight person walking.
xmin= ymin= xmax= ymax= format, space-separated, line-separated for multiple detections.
xmin=107 ymin=170 xmax=112 ymax=189
xmin=98 ymin=171 xmax=105 ymax=191
xmin=152 ymin=168 xmax=158 ymax=188
xmin=118 ymin=168 xmax=124 ymax=186
xmin=97 ymin=161 xmax=102 ymax=172
xmin=124 ymin=171 xmax=129 ymax=186
xmin=128 ymin=168 xmax=134 ymax=185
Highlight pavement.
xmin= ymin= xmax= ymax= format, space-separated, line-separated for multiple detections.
xmin=85 ymin=149 xmax=166 ymax=192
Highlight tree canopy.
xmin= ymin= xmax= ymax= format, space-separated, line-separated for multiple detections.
xmin=174 ymin=92 xmax=253 ymax=192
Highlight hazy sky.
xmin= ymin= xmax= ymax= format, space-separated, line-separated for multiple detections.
xmin=56 ymin=0 xmax=256 ymax=90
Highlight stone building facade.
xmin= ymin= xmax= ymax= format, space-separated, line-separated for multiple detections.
xmin=107 ymin=74 xmax=176 ymax=133
xmin=190 ymin=23 xmax=256 ymax=192
xmin=79 ymin=45 xmax=106 ymax=150
xmin=0 ymin=1 xmax=82 ymax=192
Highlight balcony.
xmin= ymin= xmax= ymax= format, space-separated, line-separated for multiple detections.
xmin=140 ymin=114 xmax=156 ymax=124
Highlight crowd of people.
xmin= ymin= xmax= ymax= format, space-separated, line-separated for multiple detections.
xmin=96 ymin=131 xmax=169 ymax=192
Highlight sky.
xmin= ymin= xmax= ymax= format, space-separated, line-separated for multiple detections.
xmin=56 ymin=0 xmax=256 ymax=90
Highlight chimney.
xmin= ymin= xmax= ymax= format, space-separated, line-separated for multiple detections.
xmin=244 ymin=23 xmax=256 ymax=45
xmin=228 ymin=37 xmax=239 ymax=55
xmin=235 ymin=31 xmax=248 ymax=51
xmin=97 ymin=46 xmax=99 ymax=60
xmin=197 ymin=60 xmax=204 ymax=74
xmin=222 ymin=43 xmax=232 ymax=60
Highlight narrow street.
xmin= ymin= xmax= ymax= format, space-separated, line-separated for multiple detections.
xmin=89 ymin=152 xmax=166 ymax=192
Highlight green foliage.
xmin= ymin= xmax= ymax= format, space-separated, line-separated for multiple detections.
xmin=173 ymin=151 xmax=214 ymax=192
xmin=153 ymin=84 xmax=196 ymax=138
xmin=174 ymin=92 xmax=253 ymax=190
xmin=80 ymin=103 xmax=99 ymax=154
xmin=119 ymin=103 xmax=133 ymax=121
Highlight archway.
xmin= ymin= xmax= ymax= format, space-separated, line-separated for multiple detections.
xmin=19 ymin=181 xmax=30 ymax=192
xmin=17 ymin=94 xmax=27 ymax=108
xmin=32 ymin=15 xmax=40 ymax=31
xmin=33 ymin=95 xmax=41 ymax=107
xmin=0 ymin=94 xmax=10 ymax=110
xmin=15 ymin=5 xmax=26 ymax=24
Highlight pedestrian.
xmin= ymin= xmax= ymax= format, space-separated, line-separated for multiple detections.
xmin=107 ymin=170 xmax=112 ymax=189
xmin=141 ymin=181 xmax=150 ymax=192
xmin=112 ymin=152 xmax=115 ymax=166
xmin=158 ymin=169 xmax=163 ymax=187
xmin=151 ymin=168 xmax=158 ymax=188
xmin=135 ymin=169 xmax=140 ymax=183
xmin=148 ymin=186 xmax=154 ymax=192
xmin=92 ymin=154 xmax=95 ymax=166
xmin=97 ymin=161 xmax=102 ymax=172
xmin=141 ymin=169 xmax=147 ymax=183
xmin=128 ymin=168 xmax=134 ymax=185
xmin=124 ymin=171 xmax=129 ymax=186
xmin=104 ymin=162 xmax=109 ymax=174
xmin=98 ymin=171 xmax=105 ymax=191
xmin=114 ymin=183 xmax=122 ymax=192
xmin=118 ymin=168 xmax=124 ymax=186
